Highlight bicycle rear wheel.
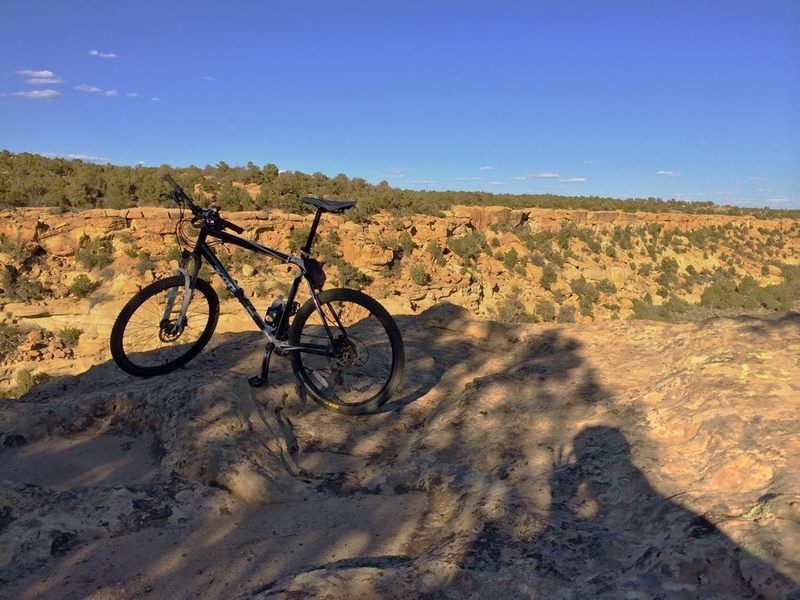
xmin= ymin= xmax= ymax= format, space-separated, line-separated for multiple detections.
xmin=289 ymin=288 xmax=404 ymax=415
xmin=110 ymin=276 xmax=219 ymax=377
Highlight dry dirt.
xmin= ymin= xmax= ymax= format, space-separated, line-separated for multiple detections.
xmin=1 ymin=304 xmax=799 ymax=598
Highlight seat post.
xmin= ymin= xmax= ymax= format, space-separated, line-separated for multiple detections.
xmin=301 ymin=208 xmax=323 ymax=255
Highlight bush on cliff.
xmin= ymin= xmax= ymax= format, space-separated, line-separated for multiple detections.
xmin=69 ymin=274 xmax=99 ymax=298
xmin=75 ymin=236 xmax=113 ymax=270
xmin=0 ymin=325 xmax=23 ymax=361
xmin=0 ymin=266 xmax=45 ymax=302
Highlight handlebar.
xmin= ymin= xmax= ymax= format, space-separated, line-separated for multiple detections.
xmin=163 ymin=174 xmax=245 ymax=235
xmin=162 ymin=174 xmax=199 ymax=213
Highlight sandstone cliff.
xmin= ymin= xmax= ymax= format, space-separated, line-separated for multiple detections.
xmin=1 ymin=205 xmax=798 ymax=393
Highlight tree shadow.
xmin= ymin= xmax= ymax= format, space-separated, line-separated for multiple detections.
xmin=457 ymin=425 xmax=800 ymax=598
xmin=1 ymin=304 xmax=798 ymax=598
xmin=726 ymin=310 xmax=800 ymax=336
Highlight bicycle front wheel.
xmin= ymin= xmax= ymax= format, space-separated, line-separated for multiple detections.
xmin=110 ymin=276 xmax=219 ymax=377
xmin=289 ymin=288 xmax=404 ymax=415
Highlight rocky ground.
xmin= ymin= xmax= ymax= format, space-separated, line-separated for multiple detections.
xmin=1 ymin=304 xmax=799 ymax=598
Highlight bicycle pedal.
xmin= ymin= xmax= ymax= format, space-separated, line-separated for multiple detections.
xmin=248 ymin=376 xmax=268 ymax=388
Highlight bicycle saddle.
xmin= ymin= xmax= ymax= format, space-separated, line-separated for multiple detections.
xmin=302 ymin=197 xmax=355 ymax=213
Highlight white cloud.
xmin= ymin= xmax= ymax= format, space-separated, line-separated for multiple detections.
xmin=75 ymin=84 xmax=103 ymax=93
xmin=89 ymin=49 xmax=119 ymax=59
xmin=126 ymin=92 xmax=142 ymax=98
xmin=383 ymin=168 xmax=407 ymax=179
xmin=42 ymin=152 xmax=109 ymax=163
xmin=16 ymin=69 xmax=56 ymax=78
xmin=75 ymin=84 xmax=121 ymax=98
xmin=656 ymin=170 xmax=679 ymax=177
xmin=479 ymin=166 xmax=494 ymax=171
xmin=510 ymin=176 xmax=527 ymax=181
xmin=12 ymin=89 xmax=60 ymax=99
xmin=150 ymin=97 xmax=161 ymax=102
xmin=489 ymin=181 xmax=505 ymax=185
xmin=410 ymin=179 xmax=435 ymax=184
xmin=202 ymin=76 xmax=216 ymax=81
xmin=67 ymin=153 xmax=110 ymax=163
xmin=16 ymin=70 xmax=64 ymax=85
xmin=561 ymin=177 xmax=587 ymax=183
xmin=530 ymin=173 xmax=560 ymax=179
xmin=454 ymin=176 xmax=483 ymax=181
xmin=28 ymin=77 xmax=63 ymax=85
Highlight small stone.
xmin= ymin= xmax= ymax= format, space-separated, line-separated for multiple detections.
xmin=3 ymin=434 xmax=26 ymax=448
xmin=50 ymin=531 xmax=79 ymax=557
xmin=24 ymin=329 xmax=44 ymax=343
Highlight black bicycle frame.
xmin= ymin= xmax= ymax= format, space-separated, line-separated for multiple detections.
xmin=186 ymin=209 xmax=332 ymax=355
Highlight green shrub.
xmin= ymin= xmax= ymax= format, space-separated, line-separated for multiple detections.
xmin=497 ymin=298 xmax=537 ymax=323
xmin=700 ymin=271 xmax=796 ymax=312
xmin=69 ymin=274 xmax=98 ymax=298
xmin=570 ymin=276 xmax=599 ymax=302
xmin=0 ymin=234 xmax=31 ymax=263
xmin=288 ymin=227 xmax=311 ymax=252
xmin=398 ymin=232 xmax=415 ymax=254
xmin=490 ymin=237 xmax=500 ymax=248
xmin=0 ymin=325 xmax=23 ymax=361
xmin=59 ymin=327 xmax=82 ymax=348
xmin=503 ymin=248 xmax=519 ymax=271
xmin=136 ymin=250 xmax=156 ymax=276
xmin=447 ymin=230 xmax=488 ymax=264
xmin=2 ymin=370 xmax=46 ymax=399
xmin=0 ymin=266 xmax=44 ymax=302
xmin=75 ymin=236 xmax=113 ymax=269
xmin=166 ymin=246 xmax=184 ymax=263
xmin=536 ymin=299 xmax=556 ymax=322
xmin=541 ymin=265 xmax=557 ymax=290
xmin=409 ymin=264 xmax=431 ymax=285
xmin=557 ymin=305 xmax=577 ymax=323
xmin=426 ymin=241 xmax=446 ymax=267
xmin=570 ymin=276 xmax=600 ymax=317
xmin=337 ymin=263 xmax=372 ymax=289
xmin=596 ymin=278 xmax=617 ymax=295
xmin=631 ymin=295 xmax=691 ymax=322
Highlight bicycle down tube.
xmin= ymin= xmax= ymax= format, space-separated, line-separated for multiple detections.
xmin=191 ymin=225 xmax=337 ymax=357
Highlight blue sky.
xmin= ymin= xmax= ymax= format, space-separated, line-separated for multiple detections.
xmin=1 ymin=0 xmax=798 ymax=208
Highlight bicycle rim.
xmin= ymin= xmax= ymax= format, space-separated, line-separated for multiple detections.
xmin=114 ymin=277 xmax=216 ymax=374
xmin=294 ymin=296 xmax=398 ymax=407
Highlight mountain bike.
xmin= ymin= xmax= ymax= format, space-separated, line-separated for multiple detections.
xmin=109 ymin=175 xmax=404 ymax=415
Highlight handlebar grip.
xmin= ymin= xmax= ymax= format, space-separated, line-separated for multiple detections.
xmin=220 ymin=218 xmax=244 ymax=234
xmin=163 ymin=173 xmax=179 ymax=189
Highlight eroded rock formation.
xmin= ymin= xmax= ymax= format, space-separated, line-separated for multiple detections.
xmin=0 ymin=306 xmax=798 ymax=598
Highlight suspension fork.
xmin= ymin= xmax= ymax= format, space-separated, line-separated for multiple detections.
xmin=163 ymin=251 xmax=199 ymax=332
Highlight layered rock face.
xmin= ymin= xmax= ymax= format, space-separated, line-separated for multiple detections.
xmin=1 ymin=204 xmax=798 ymax=392
xmin=0 ymin=306 xmax=798 ymax=598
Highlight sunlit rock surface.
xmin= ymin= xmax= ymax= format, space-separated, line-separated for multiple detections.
xmin=1 ymin=305 xmax=798 ymax=598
